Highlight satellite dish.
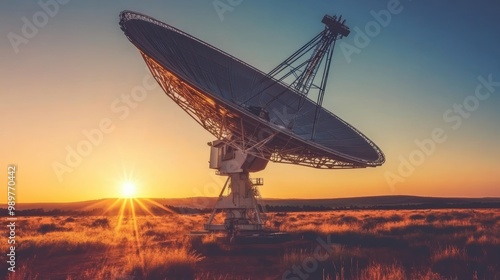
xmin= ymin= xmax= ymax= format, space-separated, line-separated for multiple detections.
xmin=119 ymin=11 xmax=384 ymax=236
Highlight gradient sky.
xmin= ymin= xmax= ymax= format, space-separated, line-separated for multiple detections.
xmin=1 ymin=0 xmax=499 ymax=202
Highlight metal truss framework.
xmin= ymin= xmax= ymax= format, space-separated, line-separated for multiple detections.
xmin=143 ymin=53 xmax=366 ymax=169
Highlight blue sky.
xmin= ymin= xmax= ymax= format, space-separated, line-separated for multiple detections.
xmin=1 ymin=0 xmax=499 ymax=201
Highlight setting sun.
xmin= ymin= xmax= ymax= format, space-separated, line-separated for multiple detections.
xmin=121 ymin=182 xmax=137 ymax=198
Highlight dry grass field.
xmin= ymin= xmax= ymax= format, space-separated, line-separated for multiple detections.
xmin=1 ymin=205 xmax=498 ymax=280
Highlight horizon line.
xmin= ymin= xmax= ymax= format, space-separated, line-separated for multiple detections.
xmin=4 ymin=194 xmax=500 ymax=205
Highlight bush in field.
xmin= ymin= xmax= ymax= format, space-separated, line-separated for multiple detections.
xmin=409 ymin=214 xmax=426 ymax=220
xmin=387 ymin=214 xmax=403 ymax=222
xmin=338 ymin=215 xmax=359 ymax=224
xmin=426 ymin=214 xmax=438 ymax=223
xmin=37 ymin=223 xmax=64 ymax=234
xmin=90 ymin=218 xmax=110 ymax=228
xmin=362 ymin=217 xmax=388 ymax=230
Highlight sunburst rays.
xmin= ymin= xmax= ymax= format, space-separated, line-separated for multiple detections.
xmin=92 ymin=197 xmax=178 ymax=273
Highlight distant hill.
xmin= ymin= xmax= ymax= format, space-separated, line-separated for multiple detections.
xmin=5 ymin=195 xmax=500 ymax=213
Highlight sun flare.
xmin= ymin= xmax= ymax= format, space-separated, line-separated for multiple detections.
xmin=121 ymin=181 xmax=137 ymax=198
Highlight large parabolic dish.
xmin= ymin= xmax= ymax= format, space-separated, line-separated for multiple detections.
xmin=119 ymin=11 xmax=385 ymax=169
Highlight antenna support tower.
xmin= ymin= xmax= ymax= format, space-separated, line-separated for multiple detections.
xmin=204 ymin=140 xmax=268 ymax=235
xmin=246 ymin=14 xmax=350 ymax=138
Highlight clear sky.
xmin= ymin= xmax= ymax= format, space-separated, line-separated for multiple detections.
xmin=1 ymin=0 xmax=499 ymax=202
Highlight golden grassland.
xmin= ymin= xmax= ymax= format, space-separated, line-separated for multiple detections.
xmin=1 ymin=207 xmax=499 ymax=280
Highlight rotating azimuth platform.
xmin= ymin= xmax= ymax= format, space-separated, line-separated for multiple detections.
xmin=119 ymin=10 xmax=385 ymax=236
